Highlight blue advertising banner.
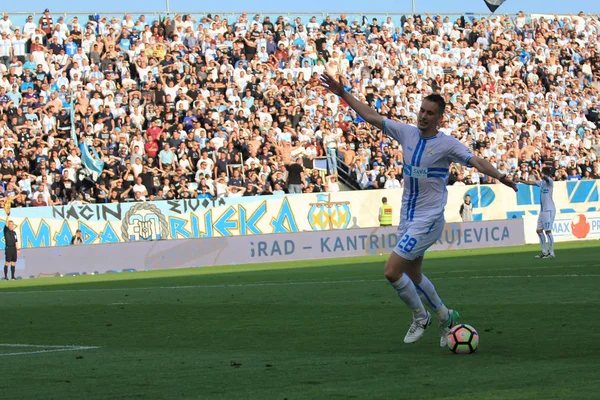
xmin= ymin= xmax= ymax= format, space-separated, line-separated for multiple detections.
xmin=1 ymin=180 xmax=597 ymax=249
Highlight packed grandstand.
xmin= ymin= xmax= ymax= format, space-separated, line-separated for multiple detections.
xmin=0 ymin=10 xmax=598 ymax=207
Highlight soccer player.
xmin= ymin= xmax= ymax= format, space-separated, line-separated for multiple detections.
xmin=320 ymin=72 xmax=517 ymax=346
xmin=518 ymin=167 xmax=555 ymax=258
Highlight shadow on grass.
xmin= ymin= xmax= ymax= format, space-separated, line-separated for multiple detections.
xmin=1 ymin=241 xmax=598 ymax=294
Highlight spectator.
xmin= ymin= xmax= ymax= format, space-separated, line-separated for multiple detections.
xmin=226 ymin=185 xmax=246 ymax=198
xmin=30 ymin=191 xmax=48 ymax=206
xmin=132 ymin=176 xmax=148 ymax=200
xmin=286 ymin=157 xmax=305 ymax=194
xmin=326 ymin=174 xmax=341 ymax=192
xmin=71 ymin=229 xmax=83 ymax=244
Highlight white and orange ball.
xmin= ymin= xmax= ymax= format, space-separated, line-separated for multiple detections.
xmin=447 ymin=324 xmax=479 ymax=354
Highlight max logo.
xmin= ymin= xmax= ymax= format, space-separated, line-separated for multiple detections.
xmin=571 ymin=214 xmax=590 ymax=239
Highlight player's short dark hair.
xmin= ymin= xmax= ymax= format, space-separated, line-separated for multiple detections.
xmin=542 ymin=166 xmax=552 ymax=177
xmin=423 ymin=94 xmax=446 ymax=114
xmin=382 ymin=197 xmax=387 ymax=203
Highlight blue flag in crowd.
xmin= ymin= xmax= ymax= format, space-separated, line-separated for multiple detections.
xmin=71 ymin=96 xmax=103 ymax=180
xmin=80 ymin=142 xmax=105 ymax=181
xmin=484 ymin=0 xmax=506 ymax=13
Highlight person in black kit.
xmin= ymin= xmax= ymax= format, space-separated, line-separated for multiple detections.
xmin=3 ymin=209 xmax=19 ymax=280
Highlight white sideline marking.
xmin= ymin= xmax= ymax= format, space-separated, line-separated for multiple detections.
xmin=0 ymin=343 xmax=100 ymax=357
xmin=0 ymin=271 xmax=599 ymax=296
xmin=0 ymin=344 xmax=87 ymax=348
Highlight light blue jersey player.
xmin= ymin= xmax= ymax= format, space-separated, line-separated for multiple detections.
xmin=382 ymin=120 xmax=474 ymax=263
xmin=519 ymin=168 xmax=556 ymax=258
xmin=320 ymin=72 xmax=517 ymax=347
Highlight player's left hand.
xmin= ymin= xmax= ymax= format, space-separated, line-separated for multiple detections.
xmin=499 ymin=175 xmax=518 ymax=192
xmin=319 ymin=72 xmax=345 ymax=97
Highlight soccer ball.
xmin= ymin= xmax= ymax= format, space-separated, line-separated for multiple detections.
xmin=447 ymin=324 xmax=479 ymax=354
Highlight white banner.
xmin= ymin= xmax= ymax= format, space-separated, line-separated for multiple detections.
xmin=18 ymin=219 xmax=525 ymax=278
xmin=524 ymin=212 xmax=600 ymax=244
xmin=2 ymin=180 xmax=597 ymax=249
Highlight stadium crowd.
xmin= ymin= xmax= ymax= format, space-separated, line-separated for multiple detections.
xmin=0 ymin=9 xmax=599 ymax=206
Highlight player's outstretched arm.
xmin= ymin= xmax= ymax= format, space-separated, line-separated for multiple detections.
xmin=517 ymin=170 xmax=541 ymax=186
xmin=319 ymin=72 xmax=383 ymax=130
xmin=469 ymin=157 xmax=518 ymax=192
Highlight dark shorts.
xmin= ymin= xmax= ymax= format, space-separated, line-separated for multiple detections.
xmin=5 ymin=247 xmax=17 ymax=263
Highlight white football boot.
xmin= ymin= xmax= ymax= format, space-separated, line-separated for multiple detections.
xmin=403 ymin=311 xmax=432 ymax=344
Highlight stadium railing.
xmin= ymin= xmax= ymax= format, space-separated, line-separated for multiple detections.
xmin=332 ymin=152 xmax=361 ymax=190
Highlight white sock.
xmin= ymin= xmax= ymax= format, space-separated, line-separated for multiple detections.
xmin=415 ymin=274 xmax=449 ymax=321
xmin=546 ymin=233 xmax=554 ymax=254
xmin=538 ymin=232 xmax=547 ymax=253
xmin=390 ymin=274 xmax=427 ymax=320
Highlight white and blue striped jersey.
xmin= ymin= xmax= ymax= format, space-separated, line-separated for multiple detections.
xmin=382 ymin=119 xmax=474 ymax=223
xmin=536 ymin=177 xmax=555 ymax=212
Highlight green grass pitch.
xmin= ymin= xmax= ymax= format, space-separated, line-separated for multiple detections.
xmin=1 ymin=241 xmax=599 ymax=399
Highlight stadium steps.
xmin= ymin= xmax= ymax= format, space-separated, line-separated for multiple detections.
xmin=333 ymin=151 xmax=361 ymax=190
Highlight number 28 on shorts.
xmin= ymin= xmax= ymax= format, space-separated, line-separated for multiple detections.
xmin=397 ymin=234 xmax=417 ymax=253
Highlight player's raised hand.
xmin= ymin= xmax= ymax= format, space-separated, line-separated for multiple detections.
xmin=499 ymin=175 xmax=518 ymax=192
xmin=319 ymin=72 xmax=345 ymax=97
